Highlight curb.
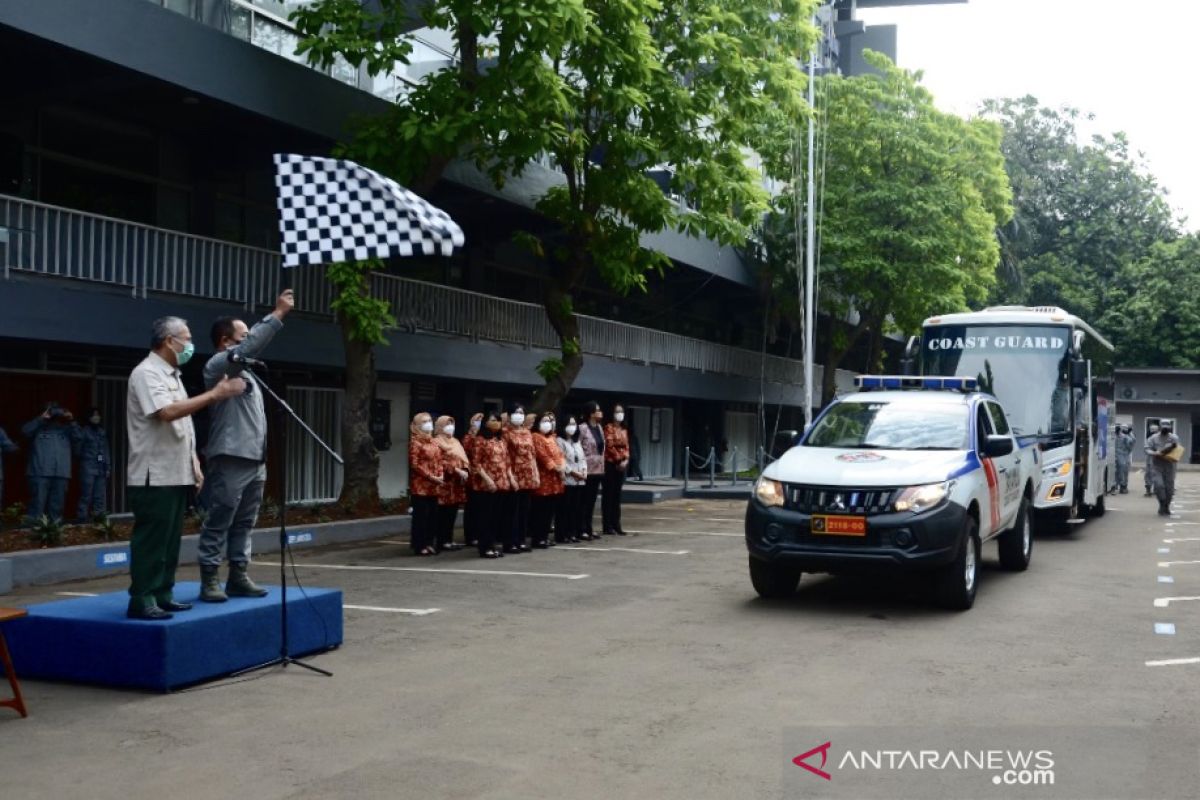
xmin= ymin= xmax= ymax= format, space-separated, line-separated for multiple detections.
xmin=1 ymin=514 xmax=415 ymax=593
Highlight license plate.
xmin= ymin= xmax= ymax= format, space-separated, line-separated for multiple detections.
xmin=811 ymin=514 xmax=867 ymax=536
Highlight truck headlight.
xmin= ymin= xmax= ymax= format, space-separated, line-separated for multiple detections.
xmin=1042 ymin=458 xmax=1072 ymax=478
xmin=755 ymin=477 xmax=785 ymax=508
xmin=894 ymin=482 xmax=951 ymax=513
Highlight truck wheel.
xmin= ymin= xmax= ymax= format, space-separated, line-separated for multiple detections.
xmin=749 ymin=557 xmax=800 ymax=599
xmin=936 ymin=517 xmax=979 ymax=610
xmin=998 ymin=497 xmax=1033 ymax=571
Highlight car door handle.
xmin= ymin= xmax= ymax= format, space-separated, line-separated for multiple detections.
xmin=998 ymin=467 xmax=1008 ymax=474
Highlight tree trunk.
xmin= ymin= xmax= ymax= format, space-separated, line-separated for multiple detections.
xmin=337 ymin=317 xmax=380 ymax=510
xmin=864 ymin=317 xmax=886 ymax=373
xmin=532 ymin=279 xmax=585 ymax=414
xmin=819 ymin=315 xmax=870 ymax=406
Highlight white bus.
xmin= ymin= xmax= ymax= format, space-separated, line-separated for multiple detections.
xmin=915 ymin=306 xmax=1116 ymax=522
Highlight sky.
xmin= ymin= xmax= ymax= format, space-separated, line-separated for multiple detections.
xmin=857 ymin=0 xmax=1200 ymax=231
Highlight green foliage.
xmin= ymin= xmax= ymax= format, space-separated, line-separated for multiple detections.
xmin=981 ymin=96 xmax=1179 ymax=344
xmin=1100 ymin=236 xmax=1200 ymax=368
xmin=92 ymin=516 xmax=118 ymax=543
xmin=2 ymin=502 xmax=23 ymax=529
xmin=295 ymin=0 xmax=818 ymax=398
xmin=536 ymin=357 xmax=565 ymax=382
xmin=31 ymin=515 xmax=63 ymax=547
xmin=326 ymin=260 xmax=396 ymax=345
xmin=814 ymin=52 xmax=1012 ymax=336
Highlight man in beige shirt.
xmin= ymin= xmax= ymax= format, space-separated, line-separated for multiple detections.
xmin=125 ymin=316 xmax=244 ymax=620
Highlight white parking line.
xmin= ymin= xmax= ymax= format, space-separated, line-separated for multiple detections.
xmin=554 ymin=546 xmax=690 ymax=555
xmin=55 ymin=591 xmax=99 ymax=597
xmin=1160 ymin=576 xmax=1176 ymax=584
xmin=1146 ymin=657 xmax=1200 ymax=667
xmin=343 ymin=605 xmax=440 ymax=615
xmin=1165 ymin=523 xmax=1200 ymax=527
xmin=1158 ymin=560 xmax=1200 ymax=568
xmin=1159 ymin=548 xmax=1171 ymax=554
xmin=1156 ymin=623 xmax=1177 ymax=635
xmin=1164 ymin=537 xmax=1200 ymax=544
xmin=1154 ymin=596 xmax=1200 ymax=608
xmin=267 ymin=562 xmax=589 ymax=580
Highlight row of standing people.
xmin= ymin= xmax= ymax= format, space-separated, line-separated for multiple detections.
xmin=408 ymin=402 xmax=631 ymax=558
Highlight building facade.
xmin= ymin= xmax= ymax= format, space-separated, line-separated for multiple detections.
xmin=2 ymin=0 xmax=883 ymax=513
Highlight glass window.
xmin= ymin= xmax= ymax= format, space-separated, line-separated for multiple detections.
xmin=976 ymin=405 xmax=994 ymax=452
xmin=806 ymin=401 xmax=969 ymax=451
xmin=331 ymin=54 xmax=360 ymax=87
xmin=229 ymin=5 xmax=251 ymax=40
xmin=986 ymin=402 xmax=1011 ymax=436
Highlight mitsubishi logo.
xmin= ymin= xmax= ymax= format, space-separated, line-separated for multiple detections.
xmin=830 ymin=493 xmax=846 ymax=512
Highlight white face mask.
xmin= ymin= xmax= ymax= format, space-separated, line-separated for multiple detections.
xmin=565 ymin=424 xmax=577 ymax=436
xmin=614 ymin=412 xmax=625 ymax=423
xmin=443 ymin=425 xmax=455 ymax=437
xmin=470 ymin=420 xmax=481 ymax=432
xmin=539 ymin=421 xmax=553 ymax=434
xmin=510 ymin=413 xmax=526 ymax=426
xmin=420 ymin=421 xmax=434 ymax=433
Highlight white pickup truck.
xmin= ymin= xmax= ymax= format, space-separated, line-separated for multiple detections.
xmin=745 ymin=376 xmax=1041 ymax=610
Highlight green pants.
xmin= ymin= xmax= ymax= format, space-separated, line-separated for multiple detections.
xmin=127 ymin=485 xmax=189 ymax=612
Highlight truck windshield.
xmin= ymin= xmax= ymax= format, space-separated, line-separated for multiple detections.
xmin=806 ymin=402 xmax=969 ymax=450
xmin=922 ymin=324 xmax=1072 ymax=441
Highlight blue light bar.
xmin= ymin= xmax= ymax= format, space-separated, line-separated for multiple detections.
xmin=854 ymin=375 xmax=978 ymax=393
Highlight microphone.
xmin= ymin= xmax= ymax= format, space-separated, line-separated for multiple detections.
xmin=229 ymin=352 xmax=267 ymax=369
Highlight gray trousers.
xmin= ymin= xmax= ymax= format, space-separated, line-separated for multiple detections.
xmin=1115 ymin=458 xmax=1130 ymax=490
xmin=76 ymin=466 xmax=108 ymax=520
xmin=28 ymin=476 xmax=67 ymax=521
xmin=198 ymin=455 xmax=265 ymax=568
xmin=1152 ymin=460 xmax=1177 ymax=507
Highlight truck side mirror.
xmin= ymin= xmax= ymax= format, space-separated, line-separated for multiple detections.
xmin=1070 ymin=360 xmax=1088 ymax=389
xmin=983 ymin=435 xmax=1014 ymax=458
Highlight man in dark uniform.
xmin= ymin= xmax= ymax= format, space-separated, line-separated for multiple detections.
xmin=74 ymin=407 xmax=112 ymax=522
xmin=22 ymin=403 xmax=81 ymax=522
xmin=0 ymin=426 xmax=17 ymax=510
xmin=1146 ymin=422 xmax=1182 ymax=517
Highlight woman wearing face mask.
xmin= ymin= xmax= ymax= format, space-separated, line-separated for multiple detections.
xmin=461 ymin=412 xmax=484 ymax=547
xmin=433 ymin=415 xmax=468 ymax=552
xmin=502 ymin=404 xmax=539 ymax=553
xmin=471 ymin=411 xmax=509 ymax=558
xmin=408 ymin=412 xmax=444 ymax=556
xmin=530 ymin=411 xmax=566 ymax=548
xmin=557 ymin=415 xmax=588 ymax=543
xmin=602 ymin=403 xmax=631 ymax=536
xmin=578 ymin=400 xmax=606 ymax=539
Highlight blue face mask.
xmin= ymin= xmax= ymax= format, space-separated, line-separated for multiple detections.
xmin=171 ymin=336 xmax=195 ymax=366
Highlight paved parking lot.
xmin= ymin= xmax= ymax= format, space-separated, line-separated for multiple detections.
xmin=4 ymin=479 xmax=1200 ymax=799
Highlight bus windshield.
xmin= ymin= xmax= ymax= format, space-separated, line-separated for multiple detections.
xmin=922 ymin=324 xmax=1072 ymax=441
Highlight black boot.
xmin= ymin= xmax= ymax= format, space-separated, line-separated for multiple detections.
xmin=200 ymin=565 xmax=228 ymax=603
xmin=226 ymin=563 xmax=269 ymax=598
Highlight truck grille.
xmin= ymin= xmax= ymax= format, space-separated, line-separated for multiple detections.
xmin=784 ymin=485 xmax=898 ymax=516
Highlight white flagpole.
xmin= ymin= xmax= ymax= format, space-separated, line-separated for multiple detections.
xmin=803 ymin=29 xmax=817 ymax=427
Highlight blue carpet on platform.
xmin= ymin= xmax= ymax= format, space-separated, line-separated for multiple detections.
xmin=0 ymin=582 xmax=342 ymax=691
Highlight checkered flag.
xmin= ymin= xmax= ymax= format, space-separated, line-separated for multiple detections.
xmin=273 ymin=154 xmax=465 ymax=268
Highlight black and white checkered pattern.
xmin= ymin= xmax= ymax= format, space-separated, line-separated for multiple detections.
xmin=273 ymin=154 xmax=465 ymax=268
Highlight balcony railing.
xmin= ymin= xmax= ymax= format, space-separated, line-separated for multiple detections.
xmin=0 ymin=194 xmax=809 ymax=385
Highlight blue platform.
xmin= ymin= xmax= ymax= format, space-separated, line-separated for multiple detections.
xmin=0 ymin=582 xmax=342 ymax=692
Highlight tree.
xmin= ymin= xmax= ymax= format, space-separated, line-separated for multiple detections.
xmin=295 ymin=0 xmax=817 ymax=417
xmin=810 ymin=54 xmax=1012 ymax=403
xmin=981 ymin=96 xmax=1178 ymax=319
xmin=1100 ymin=236 xmax=1200 ymax=368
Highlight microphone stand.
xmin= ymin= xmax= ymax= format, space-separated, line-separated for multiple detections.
xmin=230 ymin=364 xmax=342 ymax=678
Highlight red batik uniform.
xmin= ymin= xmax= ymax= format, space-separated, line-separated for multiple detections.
xmin=604 ymin=424 xmax=630 ymax=466
xmin=504 ymin=426 xmax=539 ymax=491
xmin=532 ymin=432 xmax=565 ymax=497
xmin=471 ymin=437 xmax=511 ymax=493
xmin=409 ymin=434 xmax=444 ymax=497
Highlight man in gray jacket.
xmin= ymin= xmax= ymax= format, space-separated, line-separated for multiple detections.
xmin=22 ymin=403 xmax=81 ymax=522
xmin=197 ymin=289 xmax=293 ymax=602
xmin=1146 ymin=421 xmax=1182 ymax=517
